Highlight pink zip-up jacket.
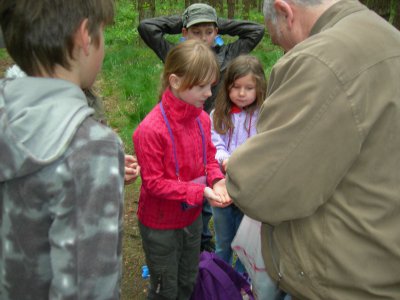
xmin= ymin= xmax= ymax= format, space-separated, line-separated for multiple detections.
xmin=133 ymin=88 xmax=224 ymax=229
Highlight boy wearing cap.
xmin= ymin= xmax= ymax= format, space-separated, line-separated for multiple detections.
xmin=138 ymin=3 xmax=264 ymax=253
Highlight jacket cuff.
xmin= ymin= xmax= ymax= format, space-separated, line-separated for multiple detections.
xmin=186 ymin=184 xmax=206 ymax=206
xmin=207 ymin=169 xmax=225 ymax=187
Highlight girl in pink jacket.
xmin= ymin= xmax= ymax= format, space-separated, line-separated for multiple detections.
xmin=133 ymin=40 xmax=232 ymax=299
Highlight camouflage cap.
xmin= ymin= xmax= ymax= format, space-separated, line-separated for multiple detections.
xmin=182 ymin=3 xmax=218 ymax=28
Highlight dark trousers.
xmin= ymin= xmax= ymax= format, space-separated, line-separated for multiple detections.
xmin=139 ymin=217 xmax=202 ymax=300
xmin=201 ymin=201 xmax=213 ymax=246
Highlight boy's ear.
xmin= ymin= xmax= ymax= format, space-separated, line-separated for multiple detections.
xmin=169 ymin=74 xmax=181 ymax=90
xmin=75 ymin=18 xmax=91 ymax=56
xmin=181 ymin=27 xmax=188 ymax=38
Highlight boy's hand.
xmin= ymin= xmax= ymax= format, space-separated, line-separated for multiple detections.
xmin=124 ymin=155 xmax=140 ymax=185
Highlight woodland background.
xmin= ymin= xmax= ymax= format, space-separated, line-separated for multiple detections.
xmin=136 ymin=0 xmax=400 ymax=27
xmin=0 ymin=0 xmax=399 ymax=299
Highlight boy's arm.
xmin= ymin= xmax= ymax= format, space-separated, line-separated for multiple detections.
xmin=137 ymin=15 xmax=182 ymax=62
xmin=49 ymin=134 xmax=125 ymax=299
xmin=217 ymin=18 xmax=265 ymax=53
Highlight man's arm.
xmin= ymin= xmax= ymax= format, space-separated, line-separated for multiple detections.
xmin=137 ymin=15 xmax=182 ymax=62
xmin=226 ymin=55 xmax=361 ymax=224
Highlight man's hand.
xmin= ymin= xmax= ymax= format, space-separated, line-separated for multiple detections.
xmin=205 ymin=179 xmax=232 ymax=207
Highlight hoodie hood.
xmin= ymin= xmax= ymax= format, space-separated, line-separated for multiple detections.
xmin=0 ymin=77 xmax=94 ymax=181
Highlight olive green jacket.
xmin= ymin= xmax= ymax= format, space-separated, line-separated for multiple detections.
xmin=227 ymin=1 xmax=400 ymax=299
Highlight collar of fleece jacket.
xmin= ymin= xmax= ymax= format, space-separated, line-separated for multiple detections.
xmin=160 ymin=88 xmax=203 ymax=125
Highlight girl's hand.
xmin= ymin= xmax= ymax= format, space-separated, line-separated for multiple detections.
xmin=222 ymin=159 xmax=229 ymax=173
xmin=212 ymin=179 xmax=232 ymax=206
xmin=124 ymin=155 xmax=141 ymax=185
xmin=204 ymin=187 xmax=220 ymax=202
xmin=204 ymin=187 xmax=230 ymax=208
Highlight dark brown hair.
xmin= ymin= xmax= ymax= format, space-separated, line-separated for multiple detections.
xmin=159 ymin=39 xmax=219 ymax=99
xmin=213 ymin=55 xmax=267 ymax=134
xmin=0 ymin=0 xmax=115 ymax=76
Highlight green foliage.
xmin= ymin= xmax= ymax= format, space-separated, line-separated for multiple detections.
xmin=0 ymin=48 xmax=8 ymax=59
xmin=389 ymin=0 xmax=399 ymax=24
xmin=102 ymin=0 xmax=282 ymax=150
xmin=107 ymin=0 xmax=139 ymax=45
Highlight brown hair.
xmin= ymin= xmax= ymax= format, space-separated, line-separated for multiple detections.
xmin=159 ymin=39 xmax=219 ymax=99
xmin=0 ymin=0 xmax=115 ymax=76
xmin=213 ymin=55 xmax=267 ymax=134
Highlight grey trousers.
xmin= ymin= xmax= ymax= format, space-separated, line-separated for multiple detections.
xmin=139 ymin=216 xmax=202 ymax=300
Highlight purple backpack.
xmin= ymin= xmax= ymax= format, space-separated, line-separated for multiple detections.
xmin=190 ymin=251 xmax=254 ymax=300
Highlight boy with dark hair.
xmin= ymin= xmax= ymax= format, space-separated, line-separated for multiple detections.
xmin=138 ymin=3 xmax=264 ymax=252
xmin=0 ymin=1 xmax=125 ymax=299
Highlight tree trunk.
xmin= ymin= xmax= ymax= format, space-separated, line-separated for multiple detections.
xmin=393 ymin=0 xmax=400 ymax=30
xmin=215 ymin=0 xmax=224 ymax=15
xmin=258 ymin=0 xmax=263 ymax=13
xmin=243 ymin=0 xmax=250 ymax=19
xmin=138 ymin=0 xmax=155 ymax=45
xmin=138 ymin=0 xmax=155 ymax=22
xmin=227 ymin=0 xmax=235 ymax=19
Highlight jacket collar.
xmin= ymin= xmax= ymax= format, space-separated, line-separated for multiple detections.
xmin=161 ymin=88 xmax=203 ymax=124
xmin=310 ymin=0 xmax=366 ymax=37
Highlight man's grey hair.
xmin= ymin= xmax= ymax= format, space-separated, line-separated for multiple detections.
xmin=263 ymin=0 xmax=325 ymax=23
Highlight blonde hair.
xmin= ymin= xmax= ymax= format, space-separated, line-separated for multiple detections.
xmin=159 ymin=39 xmax=219 ymax=99
xmin=213 ymin=55 xmax=267 ymax=134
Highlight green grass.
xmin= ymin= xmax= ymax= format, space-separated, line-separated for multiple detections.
xmin=0 ymin=48 xmax=8 ymax=59
xmin=101 ymin=44 xmax=162 ymax=146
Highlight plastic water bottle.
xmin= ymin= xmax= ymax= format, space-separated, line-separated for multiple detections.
xmin=214 ymin=35 xmax=224 ymax=46
xmin=141 ymin=265 xmax=150 ymax=279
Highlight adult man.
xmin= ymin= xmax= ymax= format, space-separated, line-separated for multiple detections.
xmin=138 ymin=3 xmax=264 ymax=252
xmin=226 ymin=0 xmax=400 ymax=299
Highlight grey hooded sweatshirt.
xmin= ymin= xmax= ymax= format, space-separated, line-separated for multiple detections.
xmin=0 ymin=77 xmax=125 ymax=299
